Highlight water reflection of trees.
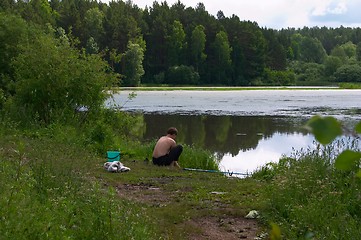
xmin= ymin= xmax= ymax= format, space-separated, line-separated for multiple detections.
xmin=140 ymin=114 xmax=309 ymax=155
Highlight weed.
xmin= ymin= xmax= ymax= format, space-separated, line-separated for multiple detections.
xmin=0 ymin=134 xmax=155 ymax=240
xmin=255 ymin=138 xmax=361 ymax=239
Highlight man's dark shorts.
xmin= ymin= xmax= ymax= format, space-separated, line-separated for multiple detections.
xmin=153 ymin=145 xmax=183 ymax=166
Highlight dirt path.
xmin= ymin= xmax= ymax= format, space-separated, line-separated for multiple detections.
xmin=115 ymin=181 xmax=264 ymax=240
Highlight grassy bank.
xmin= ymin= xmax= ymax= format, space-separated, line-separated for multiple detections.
xmin=0 ymin=131 xmax=156 ymax=240
xmin=1 ymin=121 xmax=361 ymax=239
xmin=0 ymin=124 xmax=266 ymax=239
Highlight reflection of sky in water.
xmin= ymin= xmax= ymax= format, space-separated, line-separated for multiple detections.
xmin=109 ymin=90 xmax=361 ymax=176
xmin=219 ymin=133 xmax=315 ymax=174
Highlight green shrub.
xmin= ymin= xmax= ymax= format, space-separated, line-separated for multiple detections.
xmin=333 ymin=64 xmax=361 ymax=82
xmin=7 ymin=23 xmax=117 ymax=125
xmin=257 ymin=138 xmax=361 ymax=239
xmin=338 ymin=82 xmax=361 ymax=89
xmin=263 ymin=68 xmax=296 ymax=86
xmin=164 ymin=65 xmax=200 ymax=85
xmin=180 ymin=144 xmax=218 ymax=170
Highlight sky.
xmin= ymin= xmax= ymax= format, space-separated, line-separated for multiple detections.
xmin=122 ymin=0 xmax=361 ymax=29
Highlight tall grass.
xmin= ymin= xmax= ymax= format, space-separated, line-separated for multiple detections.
xmin=254 ymin=138 xmax=361 ymax=239
xmin=0 ymin=132 xmax=155 ymax=239
xmin=0 ymin=112 xmax=219 ymax=239
xmin=119 ymin=138 xmax=219 ymax=170
xmin=113 ymin=137 xmax=219 ymax=170
xmin=180 ymin=144 xmax=219 ymax=170
xmin=338 ymin=82 xmax=361 ymax=89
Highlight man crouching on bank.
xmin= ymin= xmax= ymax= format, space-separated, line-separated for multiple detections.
xmin=152 ymin=127 xmax=183 ymax=168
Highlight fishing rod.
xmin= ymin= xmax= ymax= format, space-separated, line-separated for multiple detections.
xmin=183 ymin=168 xmax=250 ymax=177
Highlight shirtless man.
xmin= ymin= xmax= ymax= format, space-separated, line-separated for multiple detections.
xmin=152 ymin=127 xmax=183 ymax=168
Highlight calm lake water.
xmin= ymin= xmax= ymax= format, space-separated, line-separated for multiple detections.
xmin=106 ymin=89 xmax=361 ymax=174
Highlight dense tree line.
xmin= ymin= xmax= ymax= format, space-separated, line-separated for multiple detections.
xmin=2 ymin=0 xmax=361 ymax=88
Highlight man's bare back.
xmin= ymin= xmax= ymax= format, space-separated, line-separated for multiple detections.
xmin=152 ymin=127 xmax=183 ymax=167
xmin=152 ymin=136 xmax=176 ymax=158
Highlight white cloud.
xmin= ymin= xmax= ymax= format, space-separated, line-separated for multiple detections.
xmin=327 ymin=2 xmax=347 ymax=15
xmin=310 ymin=0 xmax=361 ymax=27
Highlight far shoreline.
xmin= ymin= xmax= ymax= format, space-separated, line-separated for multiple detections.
xmin=114 ymin=86 xmax=341 ymax=91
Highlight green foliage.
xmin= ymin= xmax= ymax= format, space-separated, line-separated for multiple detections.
xmin=338 ymin=82 xmax=361 ymax=89
xmin=323 ymin=55 xmax=343 ymax=77
xmin=263 ymin=68 xmax=296 ymax=86
xmin=305 ymin=115 xmax=342 ymax=145
xmin=356 ymin=42 xmax=361 ymax=61
xmin=335 ymin=150 xmax=361 ymax=170
xmin=0 ymin=88 xmax=5 ymax=109
xmin=86 ymin=121 xmax=118 ymax=154
xmin=83 ymin=7 xmax=104 ymax=44
xmin=255 ymin=138 xmax=361 ymax=239
xmin=19 ymin=0 xmax=56 ymax=26
xmin=290 ymin=61 xmax=326 ymax=85
xmin=265 ymin=33 xmax=287 ymax=71
xmin=269 ymin=223 xmax=282 ymax=240
xmin=0 ymin=134 xmax=155 ymax=240
xmin=9 ymin=25 xmax=117 ymax=125
xmin=0 ymin=13 xmax=28 ymax=97
xmin=300 ymin=36 xmax=327 ymax=63
xmin=83 ymin=109 xmax=146 ymax=154
xmin=102 ymin=0 xmax=143 ymax=55
xmin=166 ymin=20 xmax=186 ymax=67
xmin=330 ymin=45 xmax=348 ymax=62
xmin=306 ymin=115 xmax=361 ymax=177
xmin=235 ymin=21 xmax=267 ymax=82
xmin=85 ymin=36 xmax=99 ymax=54
xmin=122 ymin=42 xmax=145 ymax=86
xmin=190 ymin=25 xmax=207 ymax=71
xmin=210 ymin=31 xmax=232 ymax=84
xmin=290 ymin=33 xmax=302 ymax=60
xmin=180 ymin=144 xmax=218 ymax=170
xmin=5 ymin=0 xmax=361 ymax=86
xmin=164 ymin=65 xmax=200 ymax=85
xmin=340 ymin=41 xmax=356 ymax=59
xmin=333 ymin=64 xmax=361 ymax=82
xmin=355 ymin=121 xmax=361 ymax=133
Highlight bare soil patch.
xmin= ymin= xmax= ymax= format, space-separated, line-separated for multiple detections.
xmin=186 ymin=217 xmax=259 ymax=240
xmin=114 ymin=180 xmax=264 ymax=239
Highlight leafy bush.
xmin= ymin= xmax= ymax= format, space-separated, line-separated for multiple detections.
xmin=0 ymin=13 xmax=27 ymax=90
xmin=338 ymin=82 xmax=361 ymax=89
xmin=333 ymin=64 xmax=361 ymax=82
xmin=79 ymin=109 xmax=146 ymax=155
xmin=323 ymin=55 xmax=343 ymax=77
xmin=1 ymin=18 xmax=118 ymax=125
xmin=164 ymin=65 xmax=200 ymax=85
xmin=10 ymin=29 xmax=117 ymax=125
xmin=122 ymin=42 xmax=145 ymax=87
xmin=263 ymin=68 xmax=296 ymax=86
xmin=293 ymin=62 xmax=325 ymax=83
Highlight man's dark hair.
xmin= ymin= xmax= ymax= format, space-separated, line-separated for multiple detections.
xmin=167 ymin=127 xmax=178 ymax=135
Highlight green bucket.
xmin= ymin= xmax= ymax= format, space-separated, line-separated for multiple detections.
xmin=107 ymin=151 xmax=120 ymax=162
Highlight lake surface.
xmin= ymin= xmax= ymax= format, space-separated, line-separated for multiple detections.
xmin=106 ymin=89 xmax=361 ymax=174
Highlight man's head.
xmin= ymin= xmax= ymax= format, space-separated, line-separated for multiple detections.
xmin=167 ymin=127 xmax=178 ymax=137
